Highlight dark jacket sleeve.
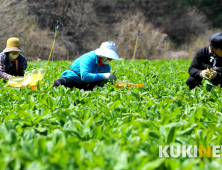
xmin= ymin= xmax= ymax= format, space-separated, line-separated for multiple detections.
xmin=18 ymin=55 xmax=27 ymax=76
xmin=213 ymin=71 xmax=222 ymax=83
xmin=188 ymin=50 xmax=203 ymax=78
xmin=215 ymin=72 xmax=222 ymax=78
xmin=21 ymin=57 xmax=27 ymax=76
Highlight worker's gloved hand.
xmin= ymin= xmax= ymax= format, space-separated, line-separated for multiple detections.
xmin=200 ymin=70 xmax=210 ymax=79
xmin=209 ymin=69 xmax=217 ymax=80
xmin=7 ymin=75 xmax=12 ymax=80
xmin=103 ymin=73 xmax=117 ymax=81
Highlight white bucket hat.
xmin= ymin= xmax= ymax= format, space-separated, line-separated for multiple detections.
xmin=95 ymin=42 xmax=120 ymax=60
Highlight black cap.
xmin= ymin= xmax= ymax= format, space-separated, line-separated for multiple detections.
xmin=210 ymin=32 xmax=222 ymax=50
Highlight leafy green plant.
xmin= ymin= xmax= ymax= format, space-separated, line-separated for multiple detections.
xmin=202 ymin=68 xmax=214 ymax=91
xmin=0 ymin=59 xmax=222 ymax=169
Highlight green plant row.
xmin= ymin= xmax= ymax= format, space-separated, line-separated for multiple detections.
xmin=0 ymin=59 xmax=222 ymax=170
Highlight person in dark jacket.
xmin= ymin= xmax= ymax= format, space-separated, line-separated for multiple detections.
xmin=0 ymin=37 xmax=27 ymax=80
xmin=186 ymin=32 xmax=222 ymax=89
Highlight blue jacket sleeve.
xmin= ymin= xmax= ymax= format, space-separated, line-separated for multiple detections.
xmin=108 ymin=65 xmax=111 ymax=72
xmin=79 ymin=57 xmax=103 ymax=82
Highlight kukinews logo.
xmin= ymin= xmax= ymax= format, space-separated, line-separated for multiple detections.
xmin=159 ymin=145 xmax=221 ymax=158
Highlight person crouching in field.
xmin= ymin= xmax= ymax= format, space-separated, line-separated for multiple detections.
xmin=53 ymin=42 xmax=120 ymax=90
xmin=186 ymin=32 xmax=222 ymax=89
xmin=0 ymin=37 xmax=27 ymax=81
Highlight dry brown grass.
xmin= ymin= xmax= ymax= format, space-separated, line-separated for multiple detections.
xmin=26 ymin=0 xmax=118 ymax=60
xmin=0 ymin=0 xmax=214 ymax=61
xmin=0 ymin=0 xmax=66 ymax=61
xmin=179 ymin=29 xmax=222 ymax=59
xmin=0 ymin=1 xmax=170 ymax=60
xmin=110 ymin=13 xmax=168 ymax=60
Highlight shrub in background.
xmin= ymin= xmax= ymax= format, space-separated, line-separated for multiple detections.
xmin=0 ymin=0 xmax=216 ymax=60
xmin=112 ymin=13 xmax=168 ymax=60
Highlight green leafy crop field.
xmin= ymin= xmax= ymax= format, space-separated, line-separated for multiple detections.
xmin=1 ymin=59 xmax=222 ymax=170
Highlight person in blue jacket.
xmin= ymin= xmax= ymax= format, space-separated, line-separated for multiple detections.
xmin=53 ymin=42 xmax=120 ymax=90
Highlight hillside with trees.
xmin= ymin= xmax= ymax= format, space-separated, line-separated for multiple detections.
xmin=0 ymin=0 xmax=221 ymax=60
